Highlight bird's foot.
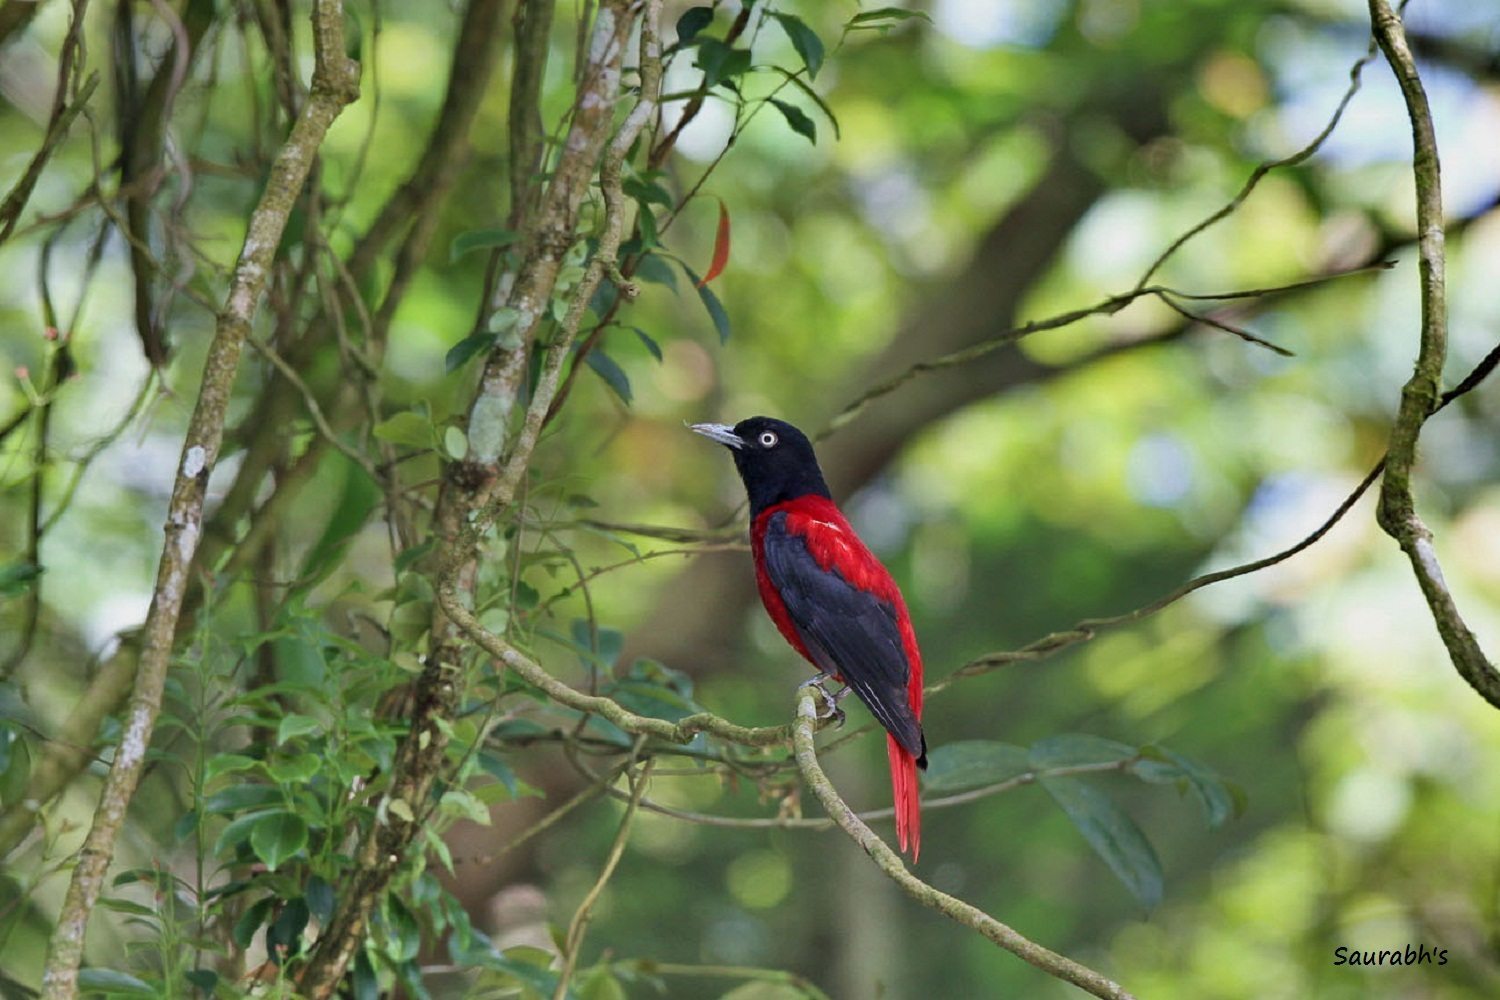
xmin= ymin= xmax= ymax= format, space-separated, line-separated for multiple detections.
xmin=798 ymin=673 xmax=846 ymax=727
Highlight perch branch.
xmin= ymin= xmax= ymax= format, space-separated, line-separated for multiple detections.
xmin=791 ymin=690 xmax=1135 ymax=1000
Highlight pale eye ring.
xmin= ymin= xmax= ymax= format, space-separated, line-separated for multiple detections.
xmin=758 ymin=431 xmax=778 ymax=448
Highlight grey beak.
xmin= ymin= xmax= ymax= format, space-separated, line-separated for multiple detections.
xmin=690 ymin=422 xmax=745 ymax=450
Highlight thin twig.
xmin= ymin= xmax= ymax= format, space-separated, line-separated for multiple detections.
xmin=553 ymin=755 xmax=654 ymax=1000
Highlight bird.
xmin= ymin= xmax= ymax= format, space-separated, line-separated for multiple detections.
xmin=692 ymin=416 xmax=928 ymax=859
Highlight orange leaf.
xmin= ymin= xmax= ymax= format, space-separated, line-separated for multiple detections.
xmin=697 ymin=199 xmax=731 ymax=287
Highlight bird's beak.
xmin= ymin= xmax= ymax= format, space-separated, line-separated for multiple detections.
xmin=690 ymin=422 xmax=745 ymax=450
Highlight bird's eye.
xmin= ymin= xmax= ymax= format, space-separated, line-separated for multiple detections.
xmin=759 ymin=431 xmax=778 ymax=448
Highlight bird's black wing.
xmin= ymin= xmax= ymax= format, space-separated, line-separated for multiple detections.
xmin=761 ymin=512 xmax=924 ymax=760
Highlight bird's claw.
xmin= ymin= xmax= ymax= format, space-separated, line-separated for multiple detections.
xmin=798 ymin=674 xmax=847 ymax=727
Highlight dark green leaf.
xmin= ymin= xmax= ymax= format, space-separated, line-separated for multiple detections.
xmin=233 ymin=897 xmax=274 ymax=950
xmin=306 ymin=875 xmax=335 ymax=924
xmin=630 ymin=327 xmax=663 ymax=361
xmin=250 ymin=811 xmax=308 ymax=871
xmin=772 ymin=13 xmax=825 ymax=79
xmin=675 ymin=6 xmax=713 ymax=44
xmin=623 ymin=177 xmax=673 ymax=207
xmin=383 ymin=897 xmax=422 ymax=964
xmin=1029 ymin=733 xmax=1136 ymax=770
xmin=268 ymin=897 xmax=310 ymax=961
xmin=76 ymin=969 xmax=155 ymax=996
xmin=203 ymin=784 xmax=283 ymax=816
xmin=584 ymin=350 xmax=632 ymax=404
xmin=679 ymin=264 xmax=731 ymax=341
xmin=634 ymin=254 xmax=679 ymax=292
xmin=769 ymin=98 xmax=817 ymax=144
xmin=213 ymin=808 xmax=280 ymax=856
xmin=450 ymin=228 xmax=518 ymax=262
xmin=394 ymin=540 xmax=435 ymax=574
xmin=847 ymin=7 xmax=933 ymax=30
xmin=395 ymin=959 xmax=433 ymax=1000
xmin=768 ymin=68 xmax=841 ymax=139
xmin=353 ymin=950 xmax=378 ymax=1000
xmin=922 ymin=740 xmax=1031 ymax=793
xmin=0 ymin=733 xmax=31 ymax=805
xmin=695 ymin=39 xmax=752 ymax=89
xmin=184 ymin=969 xmax=218 ymax=995
xmin=1132 ymin=746 xmax=1241 ymax=829
xmin=0 ymin=561 xmax=41 ymax=598
xmin=372 ymin=412 xmax=434 ymax=451
xmin=446 ymin=331 xmax=496 ymax=373
xmin=277 ymin=713 xmax=321 ymax=745
xmin=636 ymin=200 xmax=660 ymax=249
xmin=1041 ymin=775 xmax=1163 ymax=909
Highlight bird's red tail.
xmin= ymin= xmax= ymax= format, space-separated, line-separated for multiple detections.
xmin=887 ymin=733 xmax=921 ymax=861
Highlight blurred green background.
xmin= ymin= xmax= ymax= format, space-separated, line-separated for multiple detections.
xmin=3 ymin=0 xmax=1500 ymax=996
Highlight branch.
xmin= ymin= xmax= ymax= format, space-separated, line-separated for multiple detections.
xmin=1368 ymin=0 xmax=1500 ymax=707
xmin=294 ymin=4 xmax=666 ymax=992
xmin=943 ymin=332 xmax=1500 ymax=691
xmin=0 ymin=0 xmax=95 ymax=244
xmin=37 ymin=5 xmax=358 ymax=994
xmin=819 ymin=264 xmax=1388 ymax=439
xmin=790 ymin=691 xmax=1135 ymax=1000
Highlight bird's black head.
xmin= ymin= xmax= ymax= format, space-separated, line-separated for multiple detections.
xmin=691 ymin=416 xmax=831 ymax=515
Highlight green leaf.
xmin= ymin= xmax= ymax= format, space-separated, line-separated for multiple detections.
xmin=922 ymin=740 xmax=1030 ymax=793
xmin=769 ymin=98 xmax=817 ymax=144
xmin=76 ymin=969 xmax=155 ymax=996
xmin=579 ymin=966 xmax=629 ymax=1000
xmin=443 ymin=425 xmax=469 ymax=461
xmin=233 ymin=897 xmax=274 ymax=950
xmin=250 ymin=811 xmax=308 ymax=871
xmin=203 ymin=785 xmax=283 ymax=816
xmin=394 ymin=540 xmax=435 ymax=574
xmin=445 ymin=331 xmax=496 ymax=373
xmin=306 ymin=875 xmax=335 ymax=924
xmin=439 ymin=789 xmax=492 ymax=826
xmin=635 ymin=201 xmax=660 ymax=249
xmin=772 ymin=13 xmax=825 ymax=79
xmin=584 ymin=350 xmax=632 ymax=404
xmin=373 ymin=412 xmax=434 ymax=451
xmin=675 ymin=6 xmax=713 ymax=44
xmin=1132 ymin=746 xmax=1241 ymax=829
xmin=0 ymin=561 xmax=41 ymax=598
xmin=450 ymin=227 xmax=518 ymax=262
xmin=634 ymin=254 xmax=679 ymax=292
xmin=769 ymin=67 xmax=841 ymax=139
xmin=623 ymin=177 xmax=673 ymax=207
xmin=184 ymin=969 xmax=218 ymax=995
xmin=204 ymin=752 xmax=261 ymax=783
xmin=847 ymin=7 xmax=933 ymax=30
xmin=629 ymin=326 xmax=664 ymax=362
xmin=1029 ymin=733 xmax=1136 ymax=770
xmin=1040 ymin=775 xmax=1163 ymax=909
xmin=277 ymin=713 xmax=321 ymax=745
xmin=0 ymin=733 xmax=31 ymax=805
xmin=680 ymin=264 xmax=731 ymax=342
xmin=695 ymin=39 xmax=752 ymax=89
xmin=267 ymin=753 xmax=321 ymax=784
